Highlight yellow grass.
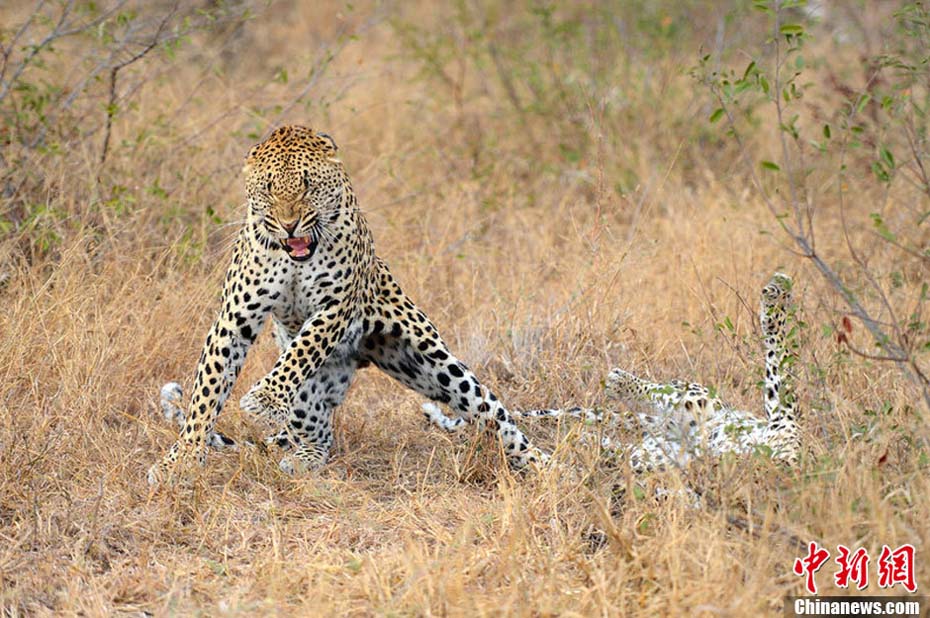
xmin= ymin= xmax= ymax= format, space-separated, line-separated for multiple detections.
xmin=0 ymin=1 xmax=927 ymax=615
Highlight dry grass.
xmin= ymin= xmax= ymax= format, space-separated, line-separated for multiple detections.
xmin=1 ymin=1 xmax=928 ymax=615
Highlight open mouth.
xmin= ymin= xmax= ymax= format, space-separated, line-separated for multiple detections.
xmin=280 ymin=236 xmax=317 ymax=262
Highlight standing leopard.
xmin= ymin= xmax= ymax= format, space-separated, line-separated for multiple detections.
xmin=147 ymin=125 xmax=546 ymax=484
xmin=425 ymin=272 xmax=802 ymax=472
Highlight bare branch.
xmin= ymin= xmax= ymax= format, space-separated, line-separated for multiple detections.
xmin=99 ymin=5 xmax=177 ymax=167
xmin=0 ymin=0 xmax=73 ymax=102
xmin=0 ymin=0 xmax=49 ymax=88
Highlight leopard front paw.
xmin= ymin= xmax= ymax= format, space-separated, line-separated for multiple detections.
xmin=147 ymin=461 xmax=169 ymax=486
xmin=147 ymin=441 xmax=206 ymax=486
xmin=239 ymin=379 xmax=291 ymax=422
xmin=509 ymin=446 xmax=551 ymax=472
xmin=279 ymin=445 xmax=326 ymax=476
xmin=422 ymin=402 xmax=467 ymax=433
xmin=278 ymin=454 xmax=306 ymax=476
xmin=147 ymin=453 xmax=186 ymax=486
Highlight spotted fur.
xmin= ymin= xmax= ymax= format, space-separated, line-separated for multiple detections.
xmin=147 ymin=125 xmax=546 ymax=484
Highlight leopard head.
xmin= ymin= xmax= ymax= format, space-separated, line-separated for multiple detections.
xmin=605 ymin=368 xmax=651 ymax=401
xmin=243 ymin=125 xmax=344 ymax=262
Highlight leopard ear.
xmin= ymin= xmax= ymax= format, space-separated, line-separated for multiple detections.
xmin=317 ymin=132 xmax=338 ymax=153
xmin=243 ymin=144 xmax=260 ymax=175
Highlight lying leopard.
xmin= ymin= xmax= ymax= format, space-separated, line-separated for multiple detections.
xmin=424 ymin=272 xmax=801 ymax=471
xmin=147 ymin=125 xmax=546 ymax=484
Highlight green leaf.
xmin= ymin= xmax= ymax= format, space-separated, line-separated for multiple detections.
xmin=823 ymin=124 xmax=831 ymax=139
xmin=709 ymin=107 xmax=725 ymax=123
xmin=890 ymin=271 xmax=904 ymax=289
xmin=345 ymin=558 xmax=363 ymax=573
xmin=855 ymin=94 xmax=872 ymax=114
xmin=870 ymin=212 xmax=896 ymax=240
xmin=871 ymin=162 xmax=891 ymax=183
xmin=735 ymin=80 xmax=753 ymax=95
xmin=879 ymin=146 xmax=895 ymax=169
xmin=780 ymin=23 xmax=804 ymax=35
xmin=760 ymin=160 xmax=781 ymax=171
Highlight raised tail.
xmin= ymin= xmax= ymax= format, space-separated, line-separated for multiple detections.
xmin=760 ymin=272 xmax=801 ymax=465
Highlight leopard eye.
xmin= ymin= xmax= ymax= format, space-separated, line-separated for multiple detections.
xmin=302 ymin=176 xmax=317 ymax=198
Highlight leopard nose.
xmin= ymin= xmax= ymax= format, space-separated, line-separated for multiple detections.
xmin=279 ymin=218 xmax=299 ymax=234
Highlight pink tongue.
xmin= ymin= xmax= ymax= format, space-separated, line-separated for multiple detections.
xmin=286 ymin=237 xmax=310 ymax=257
